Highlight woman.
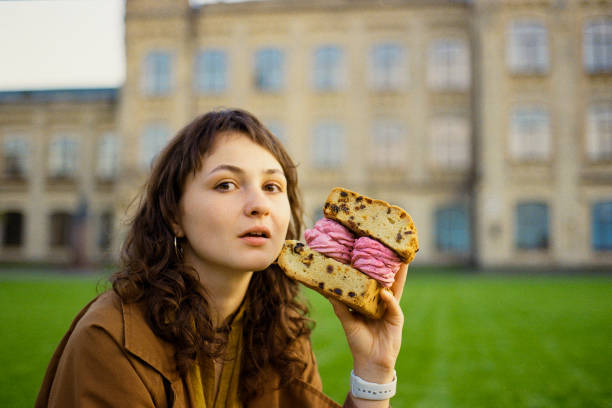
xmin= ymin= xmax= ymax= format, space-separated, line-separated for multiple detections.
xmin=35 ymin=109 xmax=407 ymax=407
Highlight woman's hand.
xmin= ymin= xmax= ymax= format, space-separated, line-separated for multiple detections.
xmin=329 ymin=263 xmax=408 ymax=395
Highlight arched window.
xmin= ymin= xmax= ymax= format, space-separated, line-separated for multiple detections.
xmin=429 ymin=116 xmax=471 ymax=169
xmin=435 ymin=204 xmax=471 ymax=254
xmin=586 ymin=103 xmax=612 ymax=161
xmin=314 ymin=45 xmax=344 ymax=91
xmin=369 ymin=43 xmax=405 ymax=90
xmin=195 ymin=49 xmax=227 ymax=93
xmin=428 ymin=39 xmax=470 ymax=91
xmin=254 ymin=47 xmax=284 ymax=91
xmin=141 ymin=123 xmax=171 ymax=169
xmin=2 ymin=135 xmax=28 ymax=178
xmin=509 ymin=106 xmax=551 ymax=161
xmin=371 ymin=119 xmax=406 ymax=169
xmin=142 ymin=50 xmax=173 ymax=95
xmin=48 ymin=135 xmax=78 ymax=178
xmin=50 ymin=211 xmax=72 ymax=247
xmin=96 ymin=132 xmax=119 ymax=180
xmin=507 ymin=20 xmax=549 ymax=74
xmin=592 ymin=201 xmax=612 ymax=251
xmin=2 ymin=211 xmax=24 ymax=247
xmin=312 ymin=122 xmax=345 ymax=168
xmin=584 ymin=18 xmax=612 ymax=73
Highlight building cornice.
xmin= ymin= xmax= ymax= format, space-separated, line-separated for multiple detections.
xmin=0 ymin=88 xmax=120 ymax=104
xmin=192 ymin=0 xmax=473 ymax=15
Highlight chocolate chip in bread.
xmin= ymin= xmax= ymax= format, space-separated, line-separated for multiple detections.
xmin=278 ymin=240 xmax=386 ymax=319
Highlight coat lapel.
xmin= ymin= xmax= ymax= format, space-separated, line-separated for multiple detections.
xmin=121 ymin=299 xmax=181 ymax=382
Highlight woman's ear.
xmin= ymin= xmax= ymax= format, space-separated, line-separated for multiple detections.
xmin=171 ymin=219 xmax=185 ymax=238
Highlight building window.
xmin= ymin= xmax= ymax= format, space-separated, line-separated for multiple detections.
xmin=2 ymin=134 xmax=28 ymax=178
xmin=592 ymin=201 xmax=612 ymax=251
xmin=96 ymin=132 xmax=119 ymax=181
xmin=195 ymin=49 xmax=227 ymax=93
xmin=254 ymin=48 xmax=284 ymax=92
xmin=314 ymin=45 xmax=344 ymax=91
xmin=143 ymin=50 xmax=172 ymax=95
xmin=99 ymin=211 xmax=113 ymax=251
xmin=141 ymin=123 xmax=170 ymax=169
xmin=312 ymin=122 xmax=345 ymax=168
xmin=2 ymin=211 xmax=24 ymax=247
xmin=370 ymin=120 xmax=405 ymax=169
xmin=48 ymin=135 xmax=78 ymax=178
xmin=429 ymin=116 xmax=471 ymax=169
xmin=515 ymin=202 xmax=549 ymax=250
xmin=428 ymin=39 xmax=470 ymax=91
xmin=369 ymin=43 xmax=405 ymax=91
xmin=435 ymin=204 xmax=471 ymax=254
xmin=586 ymin=103 xmax=612 ymax=161
xmin=50 ymin=211 xmax=72 ymax=247
xmin=584 ymin=18 xmax=612 ymax=73
xmin=507 ymin=21 xmax=549 ymax=74
xmin=510 ymin=107 xmax=551 ymax=161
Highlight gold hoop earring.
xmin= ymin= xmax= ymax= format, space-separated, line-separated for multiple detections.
xmin=174 ymin=236 xmax=183 ymax=260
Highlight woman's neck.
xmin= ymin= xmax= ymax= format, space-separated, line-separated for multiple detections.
xmin=187 ymin=258 xmax=253 ymax=327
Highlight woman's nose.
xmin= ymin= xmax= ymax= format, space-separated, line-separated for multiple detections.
xmin=244 ymin=189 xmax=270 ymax=217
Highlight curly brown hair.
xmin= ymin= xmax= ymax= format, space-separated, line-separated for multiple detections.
xmin=110 ymin=109 xmax=311 ymax=402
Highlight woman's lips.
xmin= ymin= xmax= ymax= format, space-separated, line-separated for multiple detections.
xmin=239 ymin=235 xmax=269 ymax=246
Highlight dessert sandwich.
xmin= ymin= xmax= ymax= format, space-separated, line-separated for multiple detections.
xmin=277 ymin=187 xmax=418 ymax=319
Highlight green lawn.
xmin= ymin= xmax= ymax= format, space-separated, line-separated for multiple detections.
xmin=1 ymin=268 xmax=611 ymax=407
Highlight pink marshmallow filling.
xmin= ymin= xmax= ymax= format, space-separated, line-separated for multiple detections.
xmin=303 ymin=218 xmax=401 ymax=287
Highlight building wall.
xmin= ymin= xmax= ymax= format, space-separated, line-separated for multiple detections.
xmin=0 ymin=90 xmax=118 ymax=263
xmin=474 ymin=0 xmax=612 ymax=267
xmin=119 ymin=0 xmax=475 ymax=265
xmin=0 ymin=0 xmax=611 ymax=267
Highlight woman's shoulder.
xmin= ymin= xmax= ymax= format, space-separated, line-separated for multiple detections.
xmin=68 ymin=290 xmax=125 ymax=344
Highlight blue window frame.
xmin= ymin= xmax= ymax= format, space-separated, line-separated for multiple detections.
xmin=48 ymin=135 xmax=78 ymax=178
xmin=507 ymin=21 xmax=549 ymax=74
xmin=592 ymin=201 xmax=612 ymax=250
xmin=141 ymin=123 xmax=170 ymax=169
xmin=584 ymin=18 xmax=612 ymax=73
xmin=254 ymin=48 xmax=284 ymax=91
xmin=371 ymin=43 xmax=403 ymax=90
xmin=516 ymin=202 xmax=549 ymax=249
xmin=2 ymin=135 xmax=28 ymax=178
xmin=312 ymin=122 xmax=345 ymax=168
xmin=314 ymin=45 xmax=343 ymax=91
xmin=435 ymin=204 xmax=471 ymax=253
xmin=195 ymin=49 xmax=227 ymax=93
xmin=143 ymin=51 xmax=172 ymax=95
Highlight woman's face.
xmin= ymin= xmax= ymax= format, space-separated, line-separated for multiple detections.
xmin=175 ymin=132 xmax=291 ymax=274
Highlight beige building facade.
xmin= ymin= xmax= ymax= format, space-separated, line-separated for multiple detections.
xmin=1 ymin=0 xmax=611 ymax=268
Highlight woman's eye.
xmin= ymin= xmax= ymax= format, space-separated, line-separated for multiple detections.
xmin=264 ymin=183 xmax=282 ymax=193
xmin=215 ymin=181 xmax=236 ymax=191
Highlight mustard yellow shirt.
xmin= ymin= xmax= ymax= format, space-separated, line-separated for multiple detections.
xmin=189 ymin=304 xmax=245 ymax=408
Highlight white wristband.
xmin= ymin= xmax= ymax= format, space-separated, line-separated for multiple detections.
xmin=350 ymin=370 xmax=397 ymax=400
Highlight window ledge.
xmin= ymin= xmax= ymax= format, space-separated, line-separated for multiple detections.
xmin=95 ymin=177 xmax=117 ymax=190
xmin=46 ymin=177 xmax=77 ymax=190
xmin=508 ymin=69 xmax=550 ymax=77
xmin=0 ymin=177 xmax=28 ymax=192
xmin=585 ymin=69 xmax=612 ymax=76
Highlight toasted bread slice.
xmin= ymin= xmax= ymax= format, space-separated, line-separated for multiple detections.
xmin=278 ymin=240 xmax=386 ymax=319
xmin=323 ymin=187 xmax=418 ymax=263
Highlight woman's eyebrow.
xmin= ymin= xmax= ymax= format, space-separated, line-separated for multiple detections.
xmin=208 ymin=164 xmax=285 ymax=177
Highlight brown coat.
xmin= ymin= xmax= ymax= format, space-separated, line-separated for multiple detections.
xmin=35 ymin=291 xmax=357 ymax=408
